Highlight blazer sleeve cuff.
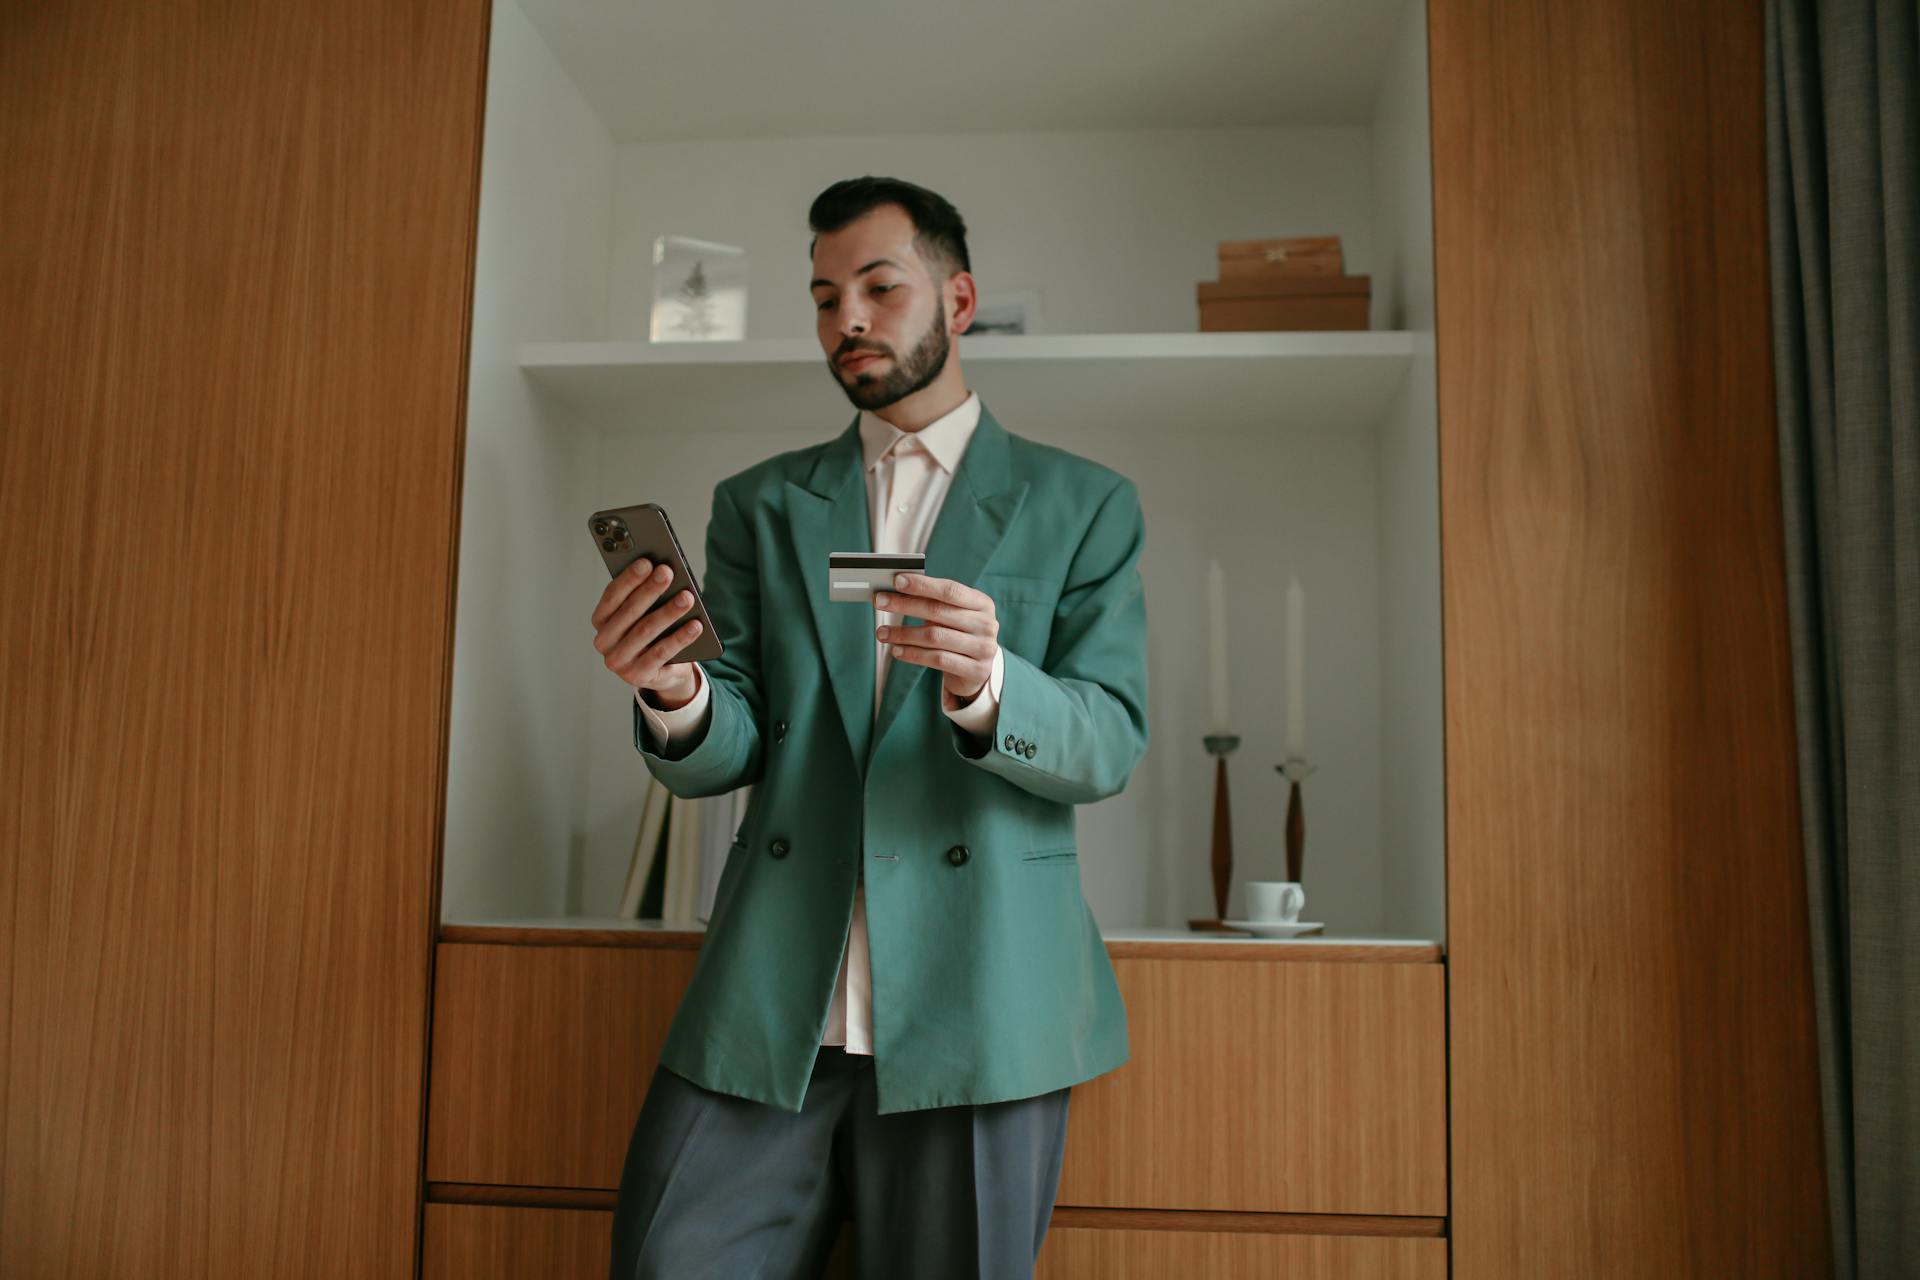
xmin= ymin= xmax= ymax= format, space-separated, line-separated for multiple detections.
xmin=636 ymin=664 xmax=711 ymax=748
xmin=941 ymin=646 xmax=1003 ymax=737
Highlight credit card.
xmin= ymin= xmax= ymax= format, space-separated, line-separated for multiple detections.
xmin=829 ymin=551 xmax=926 ymax=602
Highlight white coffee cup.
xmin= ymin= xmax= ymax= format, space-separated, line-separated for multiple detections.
xmin=1245 ymin=881 xmax=1305 ymax=923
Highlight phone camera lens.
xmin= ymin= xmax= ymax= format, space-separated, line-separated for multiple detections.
xmin=602 ymin=536 xmax=618 ymax=551
xmin=592 ymin=519 xmax=609 ymax=535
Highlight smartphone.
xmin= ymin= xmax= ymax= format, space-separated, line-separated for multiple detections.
xmin=588 ymin=503 xmax=724 ymax=664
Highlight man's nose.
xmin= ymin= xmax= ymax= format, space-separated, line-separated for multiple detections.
xmin=838 ymin=297 xmax=872 ymax=336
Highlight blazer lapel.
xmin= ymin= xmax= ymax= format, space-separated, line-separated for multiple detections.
xmin=870 ymin=404 xmax=1029 ymax=758
xmin=784 ymin=417 xmax=876 ymax=770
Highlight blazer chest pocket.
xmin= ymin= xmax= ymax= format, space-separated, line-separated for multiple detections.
xmin=979 ymin=571 xmax=1057 ymax=608
xmin=978 ymin=572 xmax=1058 ymax=657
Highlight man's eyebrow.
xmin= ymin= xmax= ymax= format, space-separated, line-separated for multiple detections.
xmin=810 ymin=258 xmax=904 ymax=290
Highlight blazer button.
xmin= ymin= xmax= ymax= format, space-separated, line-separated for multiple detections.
xmin=774 ymin=719 xmax=788 ymax=742
xmin=1024 ymin=742 xmax=1036 ymax=759
xmin=946 ymin=844 xmax=970 ymax=867
xmin=769 ymin=838 xmax=790 ymax=859
xmin=1003 ymin=733 xmax=1016 ymax=751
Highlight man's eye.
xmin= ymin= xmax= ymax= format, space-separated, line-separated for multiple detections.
xmin=816 ymin=299 xmax=836 ymax=312
xmin=873 ymin=285 xmax=896 ymax=294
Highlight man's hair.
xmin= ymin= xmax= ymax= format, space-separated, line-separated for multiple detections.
xmin=808 ymin=177 xmax=972 ymax=279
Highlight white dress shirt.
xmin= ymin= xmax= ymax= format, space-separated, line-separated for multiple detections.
xmin=636 ymin=390 xmax=1005 ymax=1056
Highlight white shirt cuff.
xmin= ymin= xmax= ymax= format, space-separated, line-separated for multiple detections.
xmin=942 ymin=645 xmax=1003 ymax=736
xmin=636 ymin=663 xmax=711 ymax=746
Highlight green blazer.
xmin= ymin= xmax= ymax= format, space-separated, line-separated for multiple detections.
xmin=635 ymin=401 xmax=1149 ymax=1114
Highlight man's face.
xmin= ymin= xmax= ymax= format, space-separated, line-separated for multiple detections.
xmin=810 ymin=204 xmax=955 ymax=412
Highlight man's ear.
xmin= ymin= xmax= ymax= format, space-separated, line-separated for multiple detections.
xmin=948 ymin=272 xmax=979 ymax=335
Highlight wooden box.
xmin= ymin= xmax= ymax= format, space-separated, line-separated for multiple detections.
xmin=1217 ymin=235 xmax=1344 ymax=282
xmin=1196 ymin=275 xmax=1371 ymax=332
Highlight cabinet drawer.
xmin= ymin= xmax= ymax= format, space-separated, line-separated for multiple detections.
xmin=1038 ymin=1226 xmax=1445 ymax=1279
xmin=426 ymin=941 xmax=699 ymax=1188
xmin=423 ymin=1200 xmax=858 ymax=1278
xmin=1057 ymin=956 xmax=1448 ymax=1215
xmin=423 ymin=1203 xmax=611 ymax=1279
xmin=422 ymin=1202 xmax=1443 ymax=1280
xmin=428 ymin=937 xmax=1447 ymax=1217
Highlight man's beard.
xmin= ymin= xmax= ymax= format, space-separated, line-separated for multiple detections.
xmin=830 ymin=307 xmax=951 ymax=411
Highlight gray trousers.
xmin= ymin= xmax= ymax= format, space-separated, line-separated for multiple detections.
xmin=608 ymin=1046 xmax=1072 ymax=1280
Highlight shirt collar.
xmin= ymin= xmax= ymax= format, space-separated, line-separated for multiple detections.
xmin=858 ymin=391 xmax=981 ymax=476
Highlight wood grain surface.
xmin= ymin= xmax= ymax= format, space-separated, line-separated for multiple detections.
xmin=1036 ymin=1228 xmax=1447 ymax=1279
xmin=425 ymin=1200 xmax=861 ymax=1279
xmin=422 ymin=1201 xmax=1442 ymax=1280
xmin=1428 ymin=0 xmax=1830 ymax=1273
xmin=1057 ymin=956 xmax=1448 ymax=1216
xmin=428 ymin=941 xmax=1447 ymax=1220
xmin=1048 ymin=1207 xmax=1444 ymax=1237
xmin=0 ymin=0 xmax=490 ymax=1273
xmin=424 ymin=1203 xmax=614 ymax=1280
xmin=424 ymin=1184 xmax=1449 ymax=1238
xmin=427 ymin=942 xmax=700 ymax=1188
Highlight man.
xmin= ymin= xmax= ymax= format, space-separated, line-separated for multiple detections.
xmin=592 ymin=176 xmax=1150 ymax=1279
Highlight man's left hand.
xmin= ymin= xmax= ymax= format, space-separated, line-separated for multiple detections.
xmin=874 ymin=573 xmax=999 ymax=703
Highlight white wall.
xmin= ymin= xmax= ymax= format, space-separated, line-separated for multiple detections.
xmin=558 ymin=124 xmax=1398 ymax=932
xmin=1369 ymin=0 xmax=1446 ymax=941
xmin=440 ymin=0 xmax=615 ymax=922
xmin=606 ymin=126 xmax=1374 ymax=340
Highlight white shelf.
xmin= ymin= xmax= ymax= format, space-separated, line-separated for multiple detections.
xmin=518 ymin=331 xmax=1418 ymax=435
xmin=441 ymin=916 xmax=1444 ymax=952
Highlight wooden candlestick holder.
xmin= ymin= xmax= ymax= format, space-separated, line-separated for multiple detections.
xmin=1189 ymin=734 xmax=1241 ymax=931
xmin=1275 ymin=756 xmax=1316 ymax=884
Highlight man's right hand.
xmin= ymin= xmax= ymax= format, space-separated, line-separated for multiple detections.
xmin=592 ymin=557 xmax=706 ymax=709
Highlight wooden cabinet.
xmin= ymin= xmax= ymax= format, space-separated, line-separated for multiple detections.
xmin=424 ymin=927 xmax=1447 ymax=1275
xmin=427 ymin=936 xmax=699 ymax=1188
xmin=8 ymin=0 xmax=1831 ymax=1272
xmin=1062 ymin=953 xmax=1446 ymax=1215
xmin=1429 ymin=0 xmax=1830 ymax=1271
xmin=2 ymin=1 xmax=488 ymax=1273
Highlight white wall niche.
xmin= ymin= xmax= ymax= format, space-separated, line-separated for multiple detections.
xmin=444 ymin=0 xmax=1443 ymax=944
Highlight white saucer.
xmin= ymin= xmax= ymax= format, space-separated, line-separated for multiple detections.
xmin=1221 ymin=919 xmax=1324 ymax=938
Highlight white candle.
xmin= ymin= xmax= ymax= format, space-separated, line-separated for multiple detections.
xmin=1207 ymin=559 xmax=1230 ymax=733
xmin=1285 ymin=575 xmax=1306 ymax=757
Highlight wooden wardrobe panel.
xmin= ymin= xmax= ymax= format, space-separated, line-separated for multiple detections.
xmin=1057 ymin=956 xmax=1448 ymax=1216
xmin=427 ymin=942 xmax=700 ymax=1187
xmin=0 ymin=1 xmax=490 ymax=1274
xmin=1428 ymin=0 xmax=1829 ymax=1274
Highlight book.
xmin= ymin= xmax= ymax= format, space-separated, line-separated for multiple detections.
xmin=660 ymin=792 xmax=703 ymax=924
xmin=618 ymin=777 xmax=671 ymax=918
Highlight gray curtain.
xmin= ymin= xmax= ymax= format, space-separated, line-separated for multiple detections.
xmin=1766 ymin=1 xmax=1919 ymax=1276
